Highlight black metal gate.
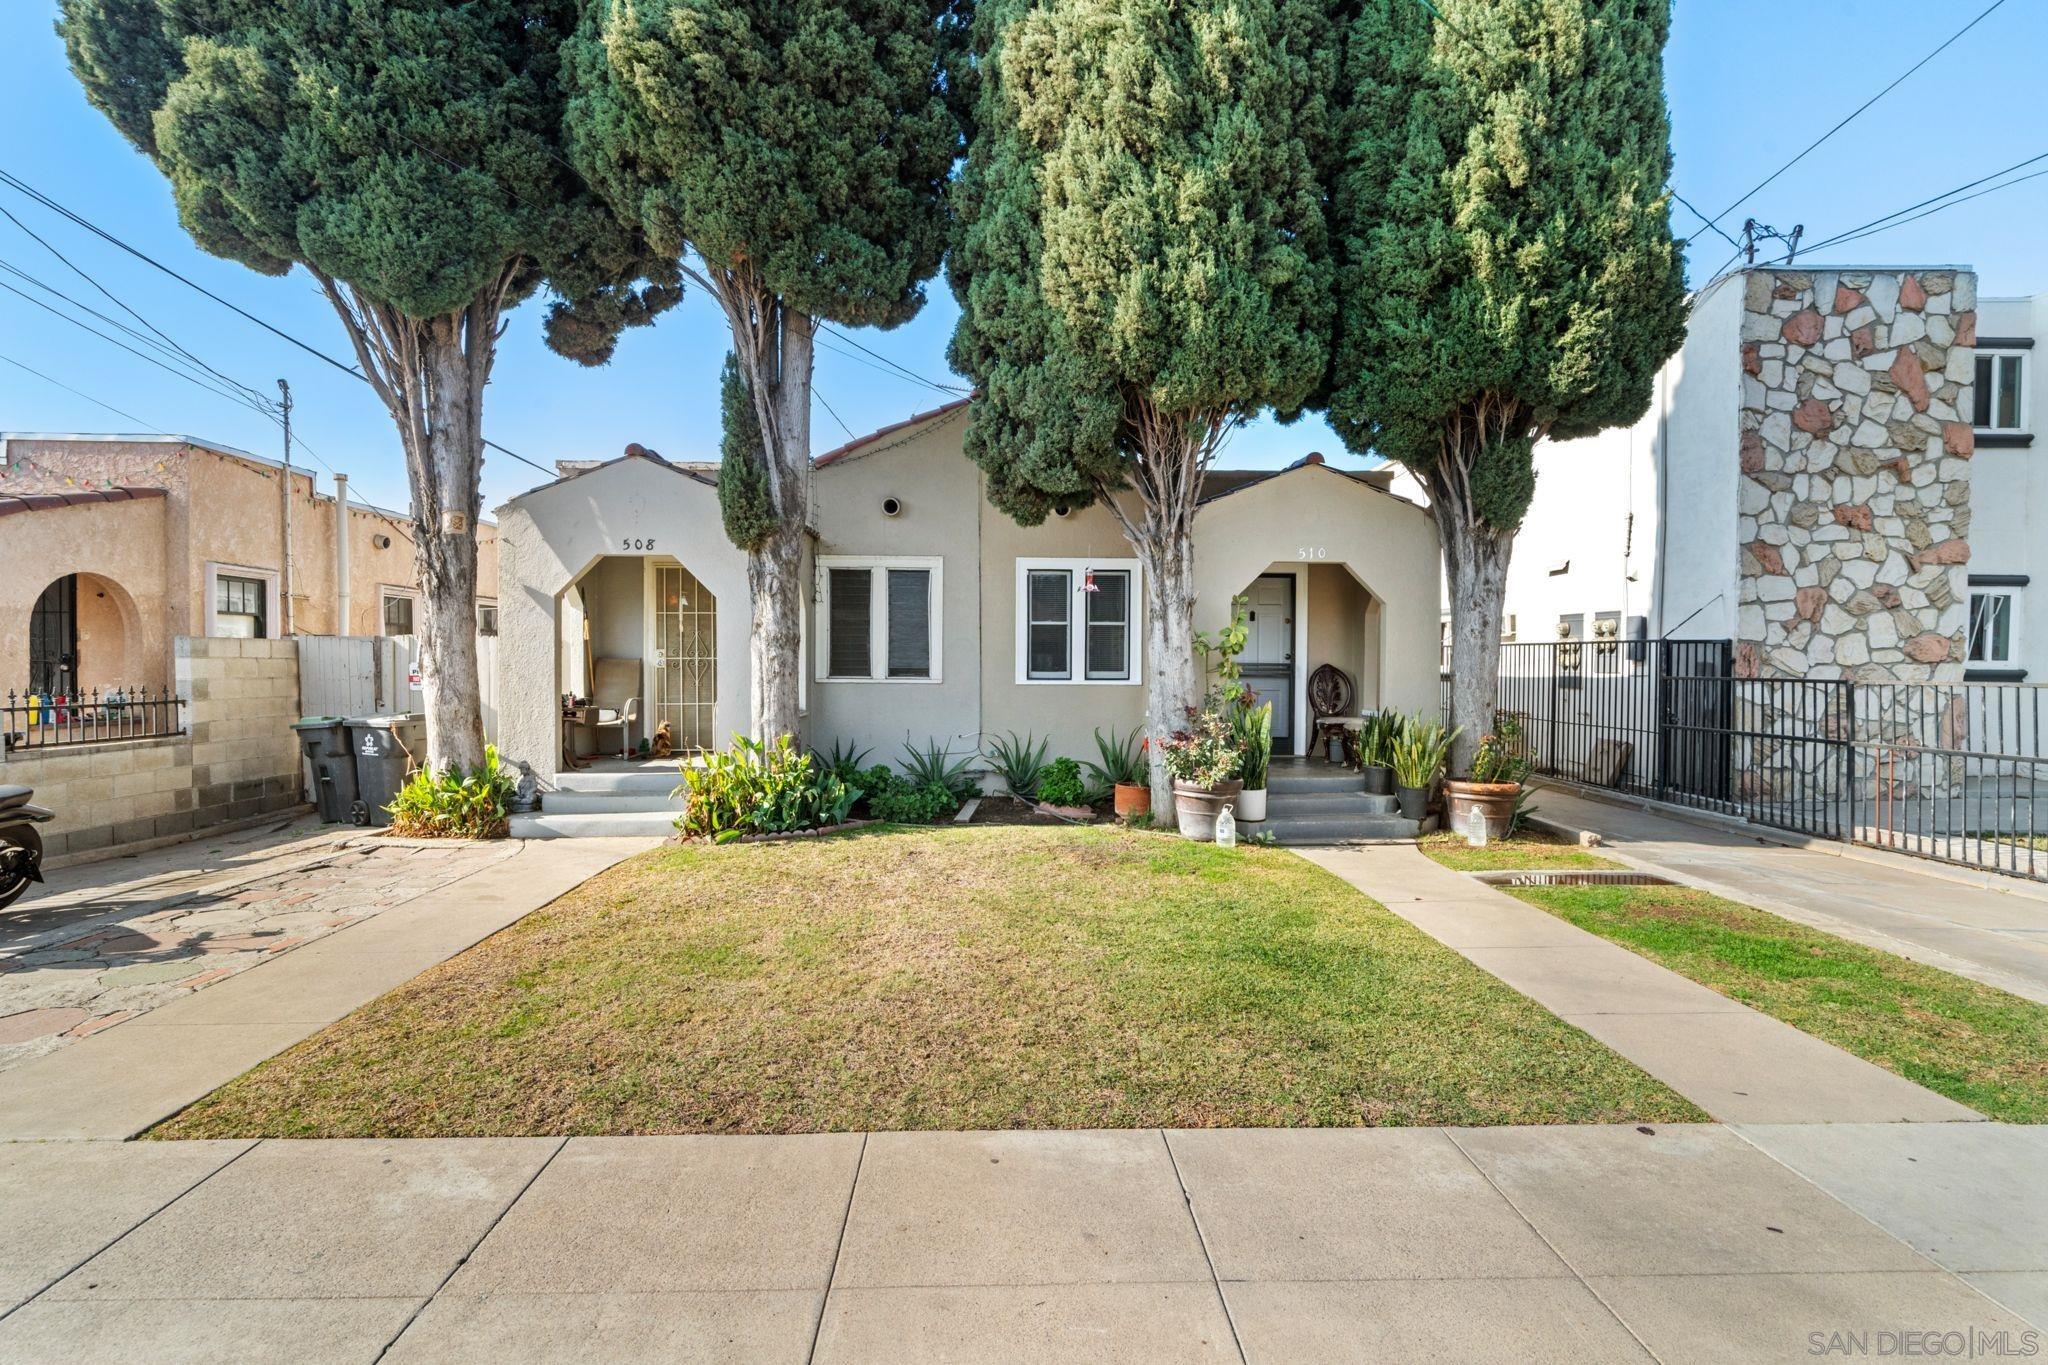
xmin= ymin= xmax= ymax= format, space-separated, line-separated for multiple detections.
xmin=1655 ymin=639 xmax=1732 ymax=804
xmin=28 ymin=574 xmax=77 ymax=698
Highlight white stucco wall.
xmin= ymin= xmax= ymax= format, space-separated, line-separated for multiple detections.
xmin=494 ymin=456 xmax=752 ymax=784
xmin=1970 ymin=292 xmax=2043 ymax=679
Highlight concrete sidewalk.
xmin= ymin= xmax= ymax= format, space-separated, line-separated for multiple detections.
xmin=1300 ymin=844 xmax=1979 ymax=1125
xmin=0 ymin=1124 xmax=2038 ymax=1363
xmin=0 ymin=837 xmax=656 ymax=1140
xmin=1532 ymin=785 xmax=2048 ymax=1006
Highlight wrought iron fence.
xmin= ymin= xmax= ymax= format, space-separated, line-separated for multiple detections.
xmin=1448 ymin=641 xmax=2048 ymax=883
xmin=1 ymin=687 xmax=187 ymax=753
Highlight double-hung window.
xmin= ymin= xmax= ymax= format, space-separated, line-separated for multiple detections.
xmin=818 ymin=557 xmax=941 ymax=682
xmin=214 ymin=574 xmax=267 ymax=639
xmin=381 ymin=591 xmax=416 ymax=637
xmin=1016 ymin=559 xmax=1140 ymax=683
xmin=1967 ymin=578 xmax=2024 ymax=676
xmin=1974 ymin=350 xmax=2028 ymax=435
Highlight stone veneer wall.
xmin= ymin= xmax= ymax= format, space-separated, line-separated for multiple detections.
xmin=1735 ymin=267 xmax=1976 ymax=682
xmin=0 ymin=637 xmax=305 ymax=867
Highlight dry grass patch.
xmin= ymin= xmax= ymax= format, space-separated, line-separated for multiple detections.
xmin=1418 ymin=827 xmax=1623 ymax=872
xmin=156 ymin=827 xmax=1697 ymax=1137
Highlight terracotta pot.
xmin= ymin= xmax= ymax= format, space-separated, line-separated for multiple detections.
xmin=1113 ymin=782 xmax=1152 ymax=819
xmin=1172 ymin=779 xmax=1243 ymax=841
xmin=1360 ymin=764 xmax=1395 ymax=796
xmin=1444 ymin=779 xmax=1521 ymax=841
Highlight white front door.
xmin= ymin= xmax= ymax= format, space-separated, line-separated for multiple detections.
xmin=1241 ymin=574 xmax=1294 ymax=748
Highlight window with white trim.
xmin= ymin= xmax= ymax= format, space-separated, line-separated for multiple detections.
xmin=1968 ymin=587 xmax=2020 ymax=667
xmin=1015 ymin=558 xmax=1141 ymax=684
xmin=816 ymin=557 xmax=940 ymax=682
xmin=214 ymin=574 xmax=267 ymax=639
xmin=476 ymin=602 xmax=499 ymax=637
xmin=381 ymin=591 xmax=416 ymax=637
xmin=1975 ymin=352 xmax=2027 ymax=433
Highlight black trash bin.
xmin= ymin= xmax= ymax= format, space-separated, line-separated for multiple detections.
xmin=292 ymin=717 xmax=359 ymax=824
xmin=345 ymin=713 xmax=427 ymax=827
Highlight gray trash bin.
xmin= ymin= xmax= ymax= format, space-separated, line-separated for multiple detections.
xmin=345 ymin=713 xmax=427 ymax=827
xmin=292 ymin=717 xmax=359 ymax=824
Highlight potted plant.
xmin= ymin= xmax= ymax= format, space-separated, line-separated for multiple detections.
xmin=1358 ymin=711 xmax=1399 ymax=795
xmin=1389 ymin=714 xmax=1457 ymax=822
xmin=1445 ymin=712 xmax=1532 ymax=843
xmin=1086 ymin=727 xmax=1150 ymax=818
xmin=1158 ymin=705 xmax=1244 ymax=841
xmin=1233 ymin=701 xmax=1272 ymax=823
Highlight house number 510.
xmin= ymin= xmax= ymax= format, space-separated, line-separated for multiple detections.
xmin=1297 ymin=546 xmax=1327 ymax=560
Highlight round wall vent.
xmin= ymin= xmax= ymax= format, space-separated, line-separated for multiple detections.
xmin=881 ymin=496 xmax=903 ymax=517
xmin=373 ymin=534 xmax=393 ymax=550
xmin=1052 ymin=505 xmax=1071 ymax=519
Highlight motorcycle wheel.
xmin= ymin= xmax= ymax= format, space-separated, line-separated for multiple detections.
xmin=0 ymin=825 xmax=43 ymax=910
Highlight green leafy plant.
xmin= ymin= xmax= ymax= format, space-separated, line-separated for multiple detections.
xmin=1083 ymin=727 xmax=1145 ymax=801
xmin=870 ymin=780 xmax=957 ymax=825
xmin=677 ymin=735 xmax=860 ymax=842
xmin=1194 ymin=596 xmax=1252 ymax=696
xmin=1037 ymin=757 xmax=1087 ymax=808
xmin=1506 ymin=789 xmax=1540 ymax=837
xmin=1233 ymin=702 xmax=1273 ymax=790
xmin=812 ymin=739 xmax=873 ymax=787
xmin=1390 ymin=715 xmax=1459 ymax=791
xmin=387 ymin=745 xmax=518 ymax=840
xmin=984 ymin=732 xmax=1051 ymax=802
xmin=1359 ymin=712 xmax=1403 ymax=770
xmin=1468 ymin=712 xmax=1533 ymax=785
xmin=901 ymin=739 xmax=980 ymax=805
xmin=1158 ymin=707 xmax=1246 ymax=791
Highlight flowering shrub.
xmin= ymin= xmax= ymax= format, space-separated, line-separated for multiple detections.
xmin=1157 ymin=706 xmax=1245 ymax=789
xmin=1467 ymin=712 xmax=1533 ymax=784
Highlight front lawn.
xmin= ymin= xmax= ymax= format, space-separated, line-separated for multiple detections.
xmin=156 ymin=826 xmax=1698 ymax=1137
xmin=1418 ymin=828 xmax=1623 ymax=872
xmin=1421 ymin=833 xmax=2048 ymax=1122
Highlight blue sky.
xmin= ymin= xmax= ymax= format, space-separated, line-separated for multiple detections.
xmin=2 ymin=0 xmax=2042 ymax=515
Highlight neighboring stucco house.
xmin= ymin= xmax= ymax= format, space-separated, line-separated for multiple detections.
xmin=0 ymin=433 xmax=500 ymax=698
xmin=494 ymin=401 xmax=1442 ymax=830
xmin=1394 ymin=264 xmax=2017 ymax=683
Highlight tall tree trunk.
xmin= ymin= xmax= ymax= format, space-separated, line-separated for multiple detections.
xmin=315 ymin=274 xmax=504 ymax=774
xmin=710 ymin=269 xmax=813 ymax=744
xmin=1427 ymin=473 xmax=1512 ymax=780
xmin=1135 ymin=524 xmax=1200 ymax=813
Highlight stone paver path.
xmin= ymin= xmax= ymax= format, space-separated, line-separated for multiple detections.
xmin=0 ymin=1124 xmax=2038 ymax=1362
xmin=1300 ymin=843 xmax=1981 ymax=1125
xmin=0 ymin=835 xmax=519 ymax=1073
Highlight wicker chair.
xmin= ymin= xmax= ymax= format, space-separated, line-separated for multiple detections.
xmin=1308 ymin=664 xmax=1367 ymax=765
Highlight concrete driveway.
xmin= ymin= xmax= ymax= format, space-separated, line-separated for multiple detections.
xmin=0 ymin=1123 xmax=2039 ymax=1363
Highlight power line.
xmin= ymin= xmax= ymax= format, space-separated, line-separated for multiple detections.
xmin=1704 ymin=0 xmax=2011 ymax=230
xmin=0 ymin=350 xmax=171 ymax=434
xmin=814 ymin=387 xmax=856 ymax=440
xmin=1667 ymin=191 xmax=1745 ymax=256
xmin=1756 ymin=149 xmax=2048 ymax=266
xmin=816 ymin=323 xmax=967 ymax=396
xmin=1800 ymin=164 xmax=2048 ymax=260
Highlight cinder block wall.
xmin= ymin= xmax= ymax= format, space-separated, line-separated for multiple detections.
xmin=0 ymin=636 xmax=305 ymax=867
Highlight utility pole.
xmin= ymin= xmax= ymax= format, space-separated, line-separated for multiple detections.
xmin=278 ymin=379 xmax=295 ymax=635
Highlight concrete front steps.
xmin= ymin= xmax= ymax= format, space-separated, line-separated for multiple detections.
xmin=509 ymin=767 xmax=683 ymax=840
xmin=1253 ymin=765 xmax=1431 ymax=844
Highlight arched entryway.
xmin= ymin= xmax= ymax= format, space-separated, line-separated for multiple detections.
xmin=557 ymin=554 xmax=718 ymax=764
xmin=26 ymin=572 xmax=146 ymax=698
xmin=1232 ymin=560 xmax=1385 ymax=757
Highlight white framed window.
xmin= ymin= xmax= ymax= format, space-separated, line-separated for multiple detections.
xmin=815 ymin=556 xmax=941 ymax=683
xmin=1968 ymin=586 xmax=2021 ymax=668
xmin=477 ymin=601 xmax=499 ymax=637
xmin=1015 ymin=557 xmax=1142 ymax=685
xmin=381 ymin=589 xmax=416 ymax=637
xmin=1974 ymin=351 xmax=2028 ymax=433
xmin=202 ymin=562 xmax=279 ymax=640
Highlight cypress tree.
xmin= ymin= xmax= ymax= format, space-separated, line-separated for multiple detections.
xmin=554 ymin=0 xmax=962 ymax=744
xmin=716 ymin=354 xmax=775 ymax=553
xmin=1327 ymin=0 xmax=1687 ymax=773
xmin=949 ymin=0 xmax=1335 ymax=808
xmin=60 ymin=0 xmax=676 ymax=772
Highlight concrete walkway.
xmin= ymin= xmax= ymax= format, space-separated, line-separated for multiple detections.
xmin=1530 ymin=785 xmax=2048 ymax=1006
xmin=0 ymin=837 xmax=656 ymax=1140
xmin=1299 ymin=844 xmax=1980 ymax=1125
xmin=0 ymin=1124 xmax=2037 ymax=1362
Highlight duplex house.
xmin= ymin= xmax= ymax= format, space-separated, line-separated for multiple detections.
xmin=493 ymin=400 xmax=1442 ymax=833
xmin=0 ymin=433 xmax=500 ymax=700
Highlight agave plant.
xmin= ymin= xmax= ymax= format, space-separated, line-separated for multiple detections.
xmin=901 ymin=737 xmax=981 ymax=804
xmin=983 ymin=732 xmax=1051 ymax=801
xmin=1082 ymin=726 xmax=1145 ymax=801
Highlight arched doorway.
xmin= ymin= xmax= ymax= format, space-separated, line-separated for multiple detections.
xmin=557 ymin=554 xmax=718 ymax=764
xmin=28 ymin=576 xmax=76 ymax=698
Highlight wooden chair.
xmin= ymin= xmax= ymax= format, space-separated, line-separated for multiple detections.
xmin=1308 ymin=664 xmax=1366 ymax=765
xmin=588 ymin=656 xmax=642 ymax=759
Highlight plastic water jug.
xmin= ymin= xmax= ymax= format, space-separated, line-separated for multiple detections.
xmin=1215 ymin=804 xmax=1237 ymax=848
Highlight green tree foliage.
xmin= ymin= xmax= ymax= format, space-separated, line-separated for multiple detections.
xmin=555 ymin=0 xmax=962 ymax=742
xmin=716 ymin=353 xmax=775 ymax=553
xmin=949 ymin=0 xmax=1335 ymax=803
xmin=60 ymin=0 xmax=677 ymax=769
xmin=1326 ymin=0 xmax=1686 ymax=770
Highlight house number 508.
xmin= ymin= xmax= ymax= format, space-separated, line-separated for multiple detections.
xmin=1297 ymin=546 xmax=1327 ymax=560
xmin=622 ymin=537 xmax=656 ymax=551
